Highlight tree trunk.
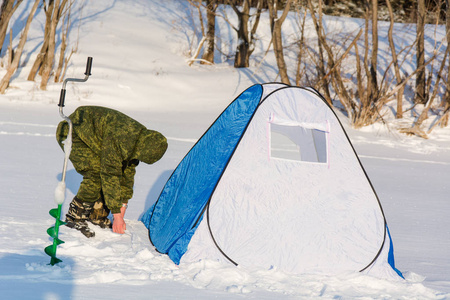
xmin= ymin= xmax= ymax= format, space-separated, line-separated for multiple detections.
xmin=415 ymin=0 xmax=426 ymax=104
xmin=234 ymin=0 xmax=250 ymax=68
xmin=369 ymin=0 xmax=378 ymax=102
xmin=230 ymin=0 xmax=262 ymax=68
xmin=444 ymin=0 xmax=450 ymax=127
xmin=54 ymin=20 xmax=67 ymax=82
xmin=413 ymin=47 xmax=449 ymax=129
xmin=268 ymin=0 xmax=291 ymax=85
xmin=201 ymin=0 xmax=216 ymax=64
xmin=27 ymin=40 xmax=48 ymax=81
xmin=7 ymin=27 xmax=12 ymax=64
xmin=28 ymin=0 xmax=68 ymax=84
xmin=386 ymin=0 xmax=404 ymax=118
xmin=308 ymin=0 xmax=331 ymax=104
xmin=295 ymin=2 xmax=306 ymax=86
xmin=0 ymin=0 xmax=23 ymax=55
xmin=54 ymin=0 xmax=74 ymax=82
xmin=40 ymin=0 xmax=68 ymax=90
xmin=363 ymin=0 xmax=370 ymax=107
xmin=402 ymin=46 xmax=449 ymax=138
xmin=354 ymin=42 xmax=364 ymax=105
xmin=0 ymin=0 xmax=39 ymax=93
xmin=28 ymin=0 xmax=55 ymax=81
xmin=308 ymin=0 xmax=353 ymax=117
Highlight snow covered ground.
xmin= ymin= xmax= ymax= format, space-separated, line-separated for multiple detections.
xmin=0 ymin=0 xmax=449 ymax=299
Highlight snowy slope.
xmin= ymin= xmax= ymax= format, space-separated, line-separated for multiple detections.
xmin=0 ymin=0 xmax=449 ymax=299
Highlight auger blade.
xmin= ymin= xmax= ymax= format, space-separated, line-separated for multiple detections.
xmin=49 ymin=256 xmax=62 ymax=266
xmin=54 ymin=238 xmax=65 ymax=245
xmin=47 ymin=227 xmax=57 ymax=238
xmin=49 ymin=208 xmax=59 ymax=219
xmin=56 ymin=219 xmax=67 ymax=226
xmin=45 ymin=245 xmax=56 ymax=257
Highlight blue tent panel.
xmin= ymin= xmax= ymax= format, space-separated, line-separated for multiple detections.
xmin=143 ymin=84 xmax=263 ymax=263
xmin=387 ymin=226 xmax=404 ymax=278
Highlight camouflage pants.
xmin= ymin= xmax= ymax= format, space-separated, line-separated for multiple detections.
xmin=69 ymin=133 xmax=103 ymax=204
xmin=69 ymin=133 xmax=110 ymax=222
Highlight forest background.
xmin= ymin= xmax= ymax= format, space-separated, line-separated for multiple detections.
xmin=0 ymin=0 xmax=449 ymax=138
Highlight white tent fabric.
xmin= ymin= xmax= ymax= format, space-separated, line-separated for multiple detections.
xmin=180 ymin=85 xmax=392 ymax=277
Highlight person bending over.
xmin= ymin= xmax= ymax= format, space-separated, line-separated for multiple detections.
xmin=56 ymin=106 xmax=167 ymax=238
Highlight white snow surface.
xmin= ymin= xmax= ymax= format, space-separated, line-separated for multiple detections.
xmin=0 ymin=0 xmax=449 ymax=299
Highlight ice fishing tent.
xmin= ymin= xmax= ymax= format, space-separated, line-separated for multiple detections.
xmin=142 ymin=83 xmax=402 ymax=279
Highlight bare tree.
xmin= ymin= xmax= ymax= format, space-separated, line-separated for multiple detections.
xmin=354 ymin=38 xmax=364 ymax=104
xmin=338 ymin=0 xmax=388 ymax=128
xmin=362 ymin=0 xmax=370 ymax=103
xmin=226 ymin=0 xmax=263 ymax=68
xmin=201 ymin=0 xmax=217 ymax=64
xmin=54 ymin=0 xmax=74 ymax=82
xmin=369 ymin=0 xmax=378 ymax=102
xmin=415 ymin=0 xmax=426 ymax=104
xmin=0 ymin=0 xmax=39 ymax=93
xmin=398 ymin=0 xmax=449 ymax=138
xmin=403 ymin=47 xmax=449 ymax=138
xmin=307 ymin=0 xmax=331 ymax=103
xmin=0 ymin=0 xmax=23 ymax=56
xmin=295 ymin=0 xmax=307 ymax=87
xmin=386 ymin=0 xmax=405 ymax=118
xmin=186 ymin=0 xmax=208 ymax=66
xmin=308 ymin=0 xmax=356 ymax=118
xmin=268 ymin=0 xmax=292 ymax=84
xmin=307 ymin=0 xmax=387 ymax=127
xmin=27 ymin=0 xmax=55 ymax=81
xmin=442 ymin=0 xmax=450 ymax=127
xmin=27 ymin=0 xmax=70 ymax=90
xmin=39 ymin=0 xmax=69 ymax=90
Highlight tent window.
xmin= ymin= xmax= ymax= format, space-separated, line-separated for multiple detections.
xmin=270 ymin=123 xmax=327 ymax=163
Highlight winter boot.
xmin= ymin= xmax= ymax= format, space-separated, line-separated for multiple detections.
xmin=89 ymin=199 xmax=112 ymax=229
xmin=65 ymin=197 xmax=96 ymax=238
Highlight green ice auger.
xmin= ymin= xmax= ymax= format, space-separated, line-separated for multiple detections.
xmin=45 ymin=57 xmax=93 ymax=265
xmin=45 ymin=205 xmax=66 ymax=265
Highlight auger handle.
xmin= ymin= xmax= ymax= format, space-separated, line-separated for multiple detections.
xmin=58 ymin=56 xmax=93 ymax=108
xmin=57 ymin=57 xmax=93 ymax=183
xmin=85 ymin=57 xmax=93 ymax=76
xmin=58 ymin=89 xmax=66 ymax=108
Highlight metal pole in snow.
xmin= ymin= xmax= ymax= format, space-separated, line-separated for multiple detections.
xmin=45 ymin=57 xmax=93 ymax=265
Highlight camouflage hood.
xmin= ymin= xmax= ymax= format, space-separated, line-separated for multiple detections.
xmin=133 ymin=129 xmax=168 ymax=165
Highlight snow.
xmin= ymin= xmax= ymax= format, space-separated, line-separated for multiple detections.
xmin=0 ymin=0 xmax=449 ymax=299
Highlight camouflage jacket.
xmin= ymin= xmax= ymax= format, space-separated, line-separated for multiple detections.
xmin=56 ymin=106 xmax=167 ymax=214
